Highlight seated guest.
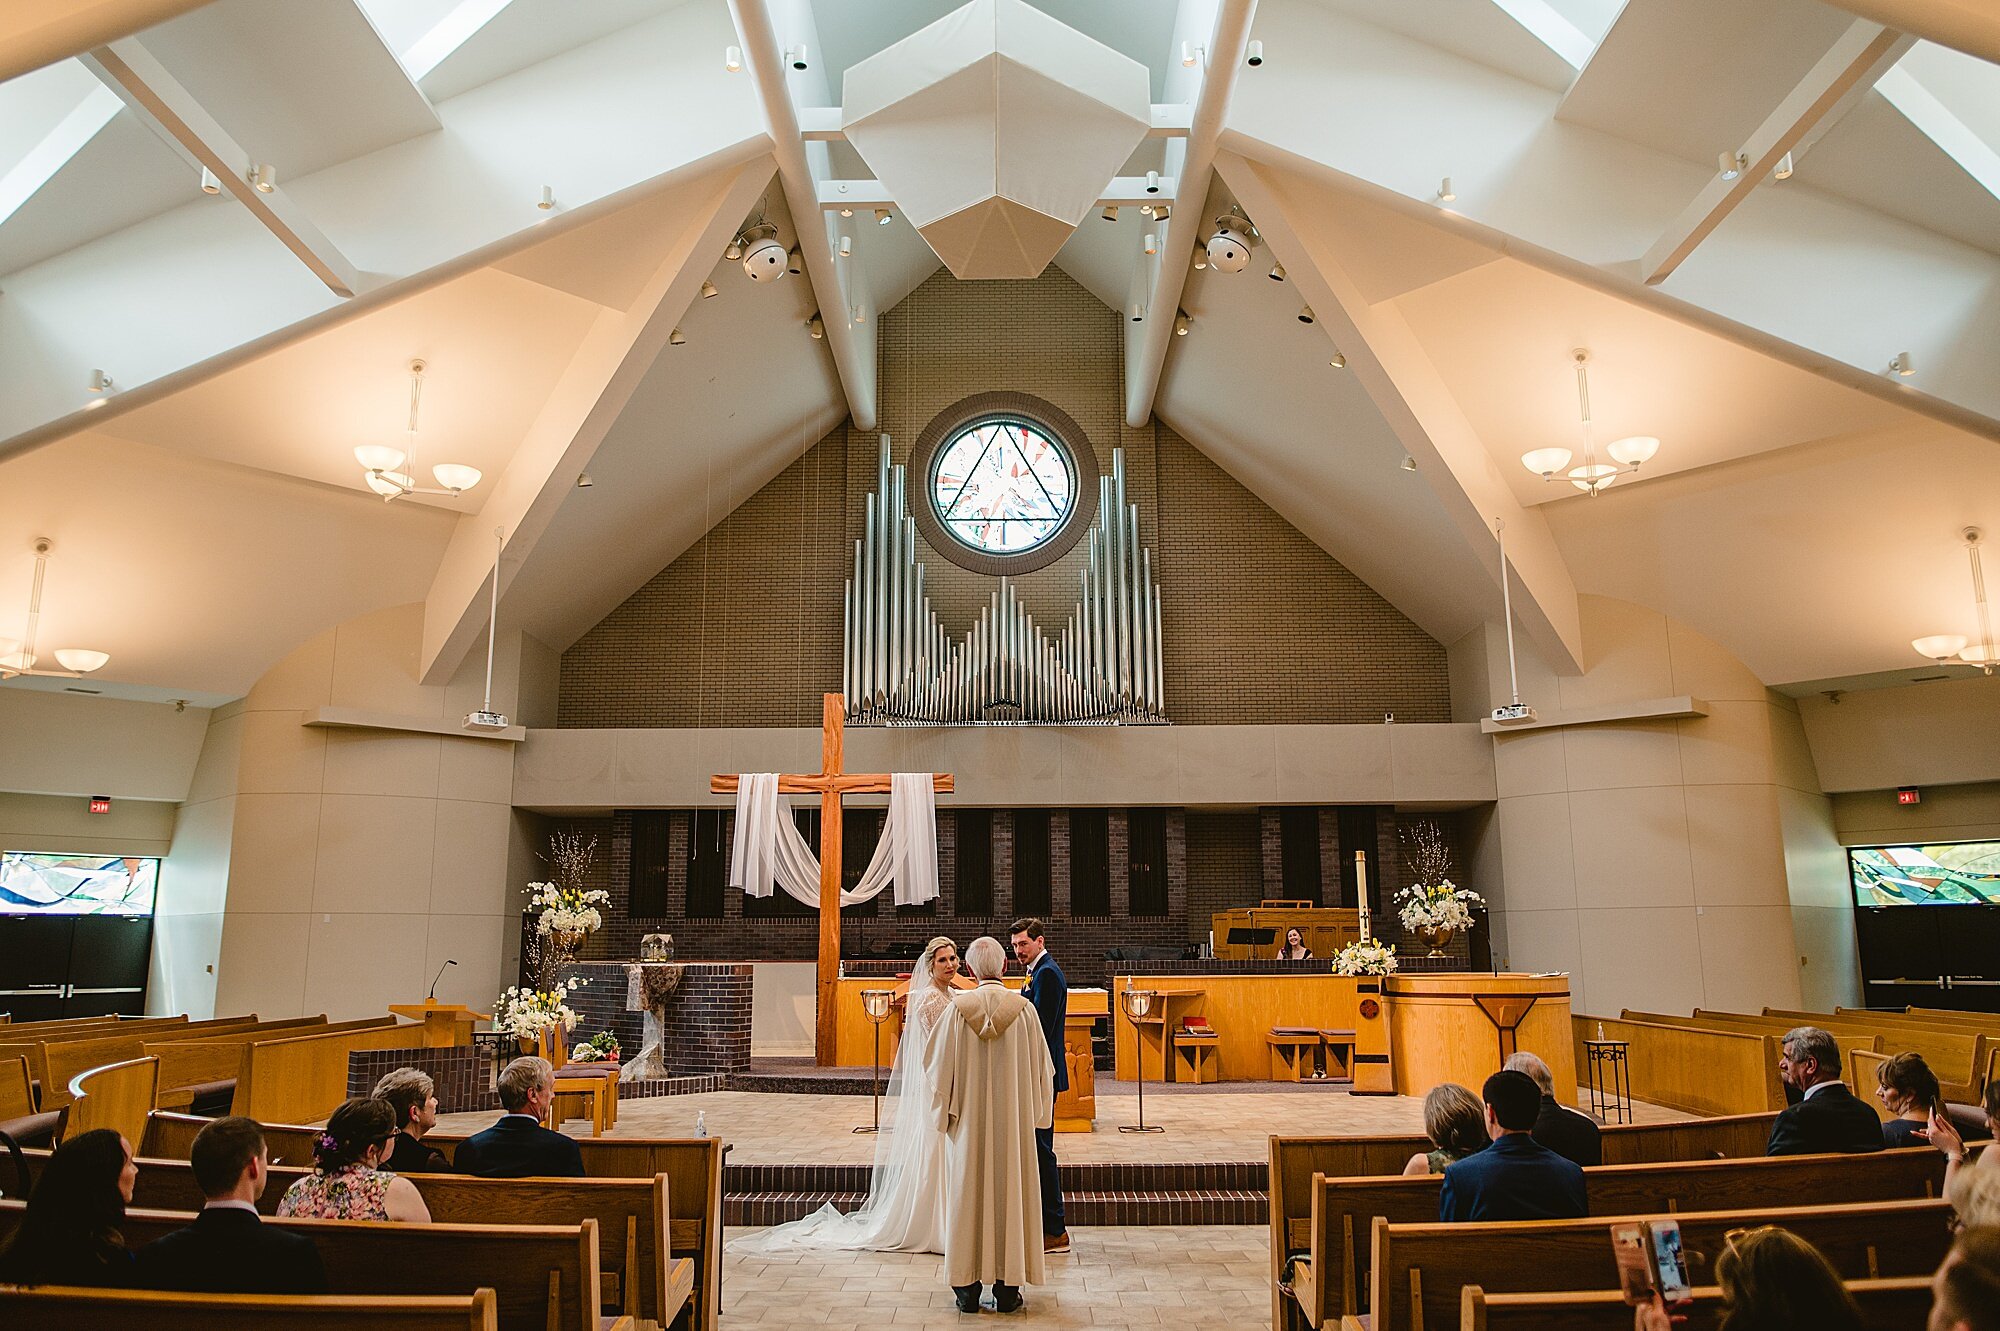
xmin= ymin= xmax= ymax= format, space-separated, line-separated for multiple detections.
xmin=452 ymin=1056 xmax=586 ymax=1179
xmin=0 ymin=1128 xmax=137 ymax=1287
xmin=134 ymin=1116 xmax=325 ymax=1294
xmin=1927 ymin=1080 xmax=2000 ymax=1202
xmin=1639 ymin=1225 xmax=1862 ymax=1331
xmin=1873 ymin=1050 xmax=1942 ymax=1148
xmin=1439 ymin=1069 xmax=1587 ymax=1222
xmin=1930 ymin=1226 xmax=2000 ymax=1331
xmin=1402 ymin=1082 xmax=1487 ymax=1176
xmin=1505 ymin=1050 xmax=1602 ymax=1166
xmin=277 ymin=1097 xmax=431 ymax=1222
xmin=373 ymin=1067 xmax=450 ymax=1174
xmin=1275 ymin=927 xmax=1313 ymax=960
xmin=1765 ymin=1027 xmax=1883 ymax=1156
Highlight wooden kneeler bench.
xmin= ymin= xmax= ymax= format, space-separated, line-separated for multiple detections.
xmin=1318 ymin=1029 xmax=1355 ymax=1082
xmin=1268 ymin=1029 xmax=1323 ymax=1081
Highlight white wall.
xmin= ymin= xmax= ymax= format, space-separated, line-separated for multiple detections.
xmin=1799 ymin=675 xmax=2000 ymax=793
xmin=150 ymin=706 xmax=242 ymax=1018
xmin=200 ymin=604 xmax=525 ymax=1021
xmin=1467 ymin=596 xmax=1853 ymax=1017
xmin=0 ymin=688 xmax=210 ymax=801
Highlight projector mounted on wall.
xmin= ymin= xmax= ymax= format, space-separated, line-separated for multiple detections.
xmin=464 ymin=709 xmax=510 ymax=731
xmin=1489 ymin=703 xmax=1539 ymax=726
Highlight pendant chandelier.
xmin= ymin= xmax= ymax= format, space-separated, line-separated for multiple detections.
xmin=0 ymin=538 xmax=110 ymax=681
xmin=1912 ymin=527 xmax=1998 ymax=674
xmin=1520 ymin=349 xmax=1660 ymax=497
xmin=353 ymin=360 xmax=483 ymax=501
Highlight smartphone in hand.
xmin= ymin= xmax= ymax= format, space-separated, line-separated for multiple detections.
xmin=1612 ymin=1220 xmax=1692 ymax=1306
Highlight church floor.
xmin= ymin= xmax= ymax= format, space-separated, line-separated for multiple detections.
xmin=433 ymin=1084 xmax=1687 ymax=1165
xmin=718 ymin=1224 xmax=1270 ymax=1328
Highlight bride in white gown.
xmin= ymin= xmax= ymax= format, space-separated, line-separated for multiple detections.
xmin=729 ymin=936 xmax=962 ymax=1255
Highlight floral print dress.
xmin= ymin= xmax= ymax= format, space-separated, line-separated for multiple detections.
xmin=276 ymin=1163 xmax=397 ymax=1219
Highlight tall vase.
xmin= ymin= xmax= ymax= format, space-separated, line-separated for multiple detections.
xmin=1413 ymin=924 xmax=1455 ymax=959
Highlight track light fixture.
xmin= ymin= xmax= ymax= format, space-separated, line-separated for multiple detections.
xmin=724 ymin=44 xmax=743 ymax=73
xmin=1330 ymin=352 xmax=1347 ymax=368
xmin=1297 ymin=305 xmax=1315 ymax=324
xmin=807 ymin=313 xmax=824 ymax=339
xmin=1143 ymin=232 xmax=1158 ymax=256
xmin=670 ymin=328 xmax=687 ymax=346
xmin=875 ymin=208 xmax=893 ymax=226
xmin=1139 ymin=203 xmax=1155 ymax=218
xmin=1192 ymin=247 xmax=1208 ymax=271
xmin=1128 ymin=302 xmax=1144 ymax=323
xmin=1153 ymin=205 xmax=1170 ymax=222
xmin=537 ymin=185 xmax=555 ymax=211
xmin=1174 ymin=310 xmax=1191 ymax=336
xmin=1145 ymin=170 xmax=1160 ymax=195
xmin=1889 ymin=350 xmax=1915 ymax=377
xmin=87 ymin=369 xmax=113 ymax=394
xmin=199 ymin=167 xmax=220 ymax=195
xmin=1245 ymin=40 xmax=1264 ymax=67
xmin=786 ymin=44 xmax=808 ymax=71
xmin=1774 ymin=152 xmax=1794 ymax=180
xmin=1401 ymin=455 xmax=1417 ymax=471
xmin=725 ymin=236 xmax=744 ymax=261
xmin=249 ymin=163 xmax=276 ymax=193
xmin=1717 ymin=150 xmax=1747 ymax=181
xmin=1182 ymin=41 xmax=1204 ymax=68
xmin=852 ymin=305 xmax=866 ymax=324
xmin=1436 ymin=177 xmax=1455 ymax=203
xmin=837 ymin=234 xmax=853 ymax=257
xmin=700 ymin=280 xmax=718 ymax=300
xmin=787 ymin=246 xmax=803 ymax=275
xmin=1269 ymin=261 xmax=1286 ymax=282
xmin=839 ymin=206 xmax=853 ymax=217
xmin=1101 ymin=205 xmax=1119 ymax=222
xmin=353 ymin=360 xmax=483 ymax=502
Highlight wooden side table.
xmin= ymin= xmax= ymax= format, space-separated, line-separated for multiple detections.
xmin=1584 ymin=1039 xmax=1632 ymax=1125
xmin=1172 ymin=1032 xmax=1221 ymax=1084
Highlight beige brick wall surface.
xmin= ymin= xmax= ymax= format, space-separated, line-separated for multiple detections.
xmin=559 ymin=267 xmax=1448 ymax=728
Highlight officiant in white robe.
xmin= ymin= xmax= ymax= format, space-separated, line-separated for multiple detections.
xmin=928 ymin=937 xmax=1053 ymax=1305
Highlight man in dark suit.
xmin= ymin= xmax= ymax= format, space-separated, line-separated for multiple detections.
xmin=1440 ymin=1070 xmax=1589 ymax=1222
xmin=452 ymin=1055 xmax=587 ymax=1178
xmin=134 ymin=1116 xmax=325 ymax=1294
xmin=1505 ymin=1051 xmax=1602 ymax=1166
xmin=1766 ymin=1026 xmax=1885 ymax=1156
xmin=1011 ymin=917 xmax=1069 ymax=1254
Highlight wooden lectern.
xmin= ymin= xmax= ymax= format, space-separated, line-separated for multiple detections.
xmin=388 ymin=1002 xmax=489 ymax=1047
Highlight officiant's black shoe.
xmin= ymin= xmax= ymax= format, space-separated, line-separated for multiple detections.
xmin=993 ymin=1283 xmax=1023 ymax=1313
xmin=953 ymin=1284 xmax=982 ymax=1314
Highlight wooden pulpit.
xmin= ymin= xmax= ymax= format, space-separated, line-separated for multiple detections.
xmin=388 ymin=1001 xmax=489 ymax=1048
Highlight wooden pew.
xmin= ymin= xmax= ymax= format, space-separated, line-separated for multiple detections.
xmin=141 ymin=1109 xmax=323 ymax=1167
xmin=42 ymin=1152 xmax=693 ymax=1329
xmin=1268 ymin=1114 xmax=1778 ymax=1331
xmin=1461 ymin=1276 xmax=1933 ymax=1330
xmin=145 ymin=1016 xmax=390 ymax=1109
xmin=64 ymin=1055 xmax=158 ymax=1145
xmin=428 ymin=1133 xmax=726 ymax=1331
xmin=1718 ymin=1008 xmax=1988 ymax=1103
xmin=0 ymin=1286 xmax=500 ymax=1330
xmin=0 ymin=1054 xmax=32 ymax=1120
xmin=1571 ymin=1017 xmax=1783 ymax=1117
xmin=1624 ymin=1010 xmax=1886 ymax=1085
xmin=1284 ymin=1147 xmax=1943 ymax=1330
xmin=0 ymin=1201 xmax=621 ymax=1331
xmin=229 ymin=1020 xmax=434 ymax=1123
xmin=1370 ymin=1198 xmax=1951 ymax=1331
xmin=0 ymin=1014 xmax=208 ymax=1110
xmin=33 ymin=1018 xmax=276 ymax=1111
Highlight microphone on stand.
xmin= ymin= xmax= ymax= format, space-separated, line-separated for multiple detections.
xmin=427 ymin=959 xmax=457 ymax=1002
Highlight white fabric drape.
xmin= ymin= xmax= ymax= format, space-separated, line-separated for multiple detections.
xmin=728 ymin=772 xmax=940 ymax=907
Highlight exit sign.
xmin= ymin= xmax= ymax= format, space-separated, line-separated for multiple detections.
xmin=1897 ymin=787 xmax=1921 ymax=806
xmin=88 ymin=795 xmax=111 ymax=814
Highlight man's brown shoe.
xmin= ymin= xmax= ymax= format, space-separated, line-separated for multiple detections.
xmin=1043 ymin=1232 xmax=1071 ymax=1254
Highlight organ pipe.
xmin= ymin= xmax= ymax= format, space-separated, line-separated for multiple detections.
xmin=843 ymin=436 xmax=1168 ymax=725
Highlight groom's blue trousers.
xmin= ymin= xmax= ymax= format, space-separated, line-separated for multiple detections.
xmin=1036 ymin=1125 xmax=1064 ymax=1235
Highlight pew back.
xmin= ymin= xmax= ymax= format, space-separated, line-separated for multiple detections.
xmin=1461 ymin=1276 xmax=1934 ymax=1331
xmin=144 ymin=1016 xmax=384 ymax=1106
xmin=0 ymin=1054 xmax=31 ymax=1120
xmin=1375 ymin=1198 xmax=1951 ymax=1331
xmin=41 ymin=1019 xmax=287 ymax=1111
xmin=64 ymin=1056 xmax=158 ymax=1145
xmin=1570 ymin=1017 xmax=1783 ymax=1116
xmin=0 ymin=1287 xmax=500 ymax=1331
xmin=1295 ymin=1147 xmax=1943 ymax=1329
xmin=1702 ymin=1008 xmax=1986 ymax=1099
xmin=230 ymin=1021 xmax=430 ymax=1123
xmin=0 ymin=1015 xmax=204 ymax=1110
xmin=141 ymin=1110 xmax=322 ymax=1167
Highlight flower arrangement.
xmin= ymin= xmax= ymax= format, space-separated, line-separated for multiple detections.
xmin=569 ymin=1030 xmax=621 ymax=1063
xmin=1330 ymin=938 xmax=1400 ymax=976
xmin=507 ymin=830 xmax=604 ymax=1021
xmin=493 ymin=978 xmax=586 ymax=1040
xmin=1397 ymin=820 xmax=1483 ymax=932
xmin=525 ymin=879 xmax=610 ymax=937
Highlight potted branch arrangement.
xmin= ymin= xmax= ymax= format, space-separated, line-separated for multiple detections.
xmin=495 ymin=830 xmax=608 ymax=1048
xmin=1395 ymin=820 xmax=1483 ymax=958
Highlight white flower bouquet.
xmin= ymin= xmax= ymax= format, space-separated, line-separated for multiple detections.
xmin=493 ymin=977 xmax=588 ymax=1039
xmin=525 ymin=879 xmax=610 ymax=936
xmin=1330 ymin=938 xmax=1400 ymax=976
xmin=1395 ymin=878 xmax=1484 ymax=933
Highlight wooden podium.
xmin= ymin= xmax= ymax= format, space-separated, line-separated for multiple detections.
xmin=388 ymin=1002 xmax=488 ymax=1048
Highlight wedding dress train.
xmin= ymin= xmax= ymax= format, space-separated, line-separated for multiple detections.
xmin=727 ymin=980 xmax=955 ymax=1254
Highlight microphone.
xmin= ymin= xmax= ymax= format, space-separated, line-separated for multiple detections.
xmin=427 ymin=959 xmax=457 ymax=1002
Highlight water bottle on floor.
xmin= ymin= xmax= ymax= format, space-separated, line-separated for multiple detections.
xmin=695 ymin=1110 xmax=708 ymax=1138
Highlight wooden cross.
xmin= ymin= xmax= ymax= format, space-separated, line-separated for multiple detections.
xmin=712 ymin=693 xmax=954 ymax=1065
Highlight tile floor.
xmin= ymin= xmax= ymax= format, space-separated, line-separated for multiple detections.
xmin=719 ymin=1224 xmax=1271 ymax=1328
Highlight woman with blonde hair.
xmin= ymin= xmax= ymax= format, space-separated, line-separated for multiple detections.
xmin=731 ymin=936 xmax=966 ymax=1255
xmin=1873 ymin=1051 xmax=1941 ymax=1148
xmin=1402 ymin=1083 xmax=1487 ymax=1175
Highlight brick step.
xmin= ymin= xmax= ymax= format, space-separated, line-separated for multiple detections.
xmin=724 ymin=1188 xmax=1267 ymax=1229
xmin=727 ymin=1160 xmax=1266 ymax=1195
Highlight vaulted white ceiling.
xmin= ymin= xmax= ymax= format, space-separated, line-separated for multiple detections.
xmin=2 ymin=0 xmax=1999 ymax=712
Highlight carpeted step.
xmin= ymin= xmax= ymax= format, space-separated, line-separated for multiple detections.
xmin=724 ymin=1186 xmax=1267 ymax=1228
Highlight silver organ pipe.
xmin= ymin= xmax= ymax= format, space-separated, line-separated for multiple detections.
xmin=844 ymin=435 xmax=1167 ymax=726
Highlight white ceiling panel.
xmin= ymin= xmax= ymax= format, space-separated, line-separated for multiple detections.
xmin=417 ymin=0 xmax=683 ymax=102
xmin=1798 ymin=88 xmax=2000 ymax=256
xmin=0 ymin=108 xmax=195 ymax=276
xmin=1308 ymin=0 xmax=1583 ymax=91
xmin=0 ymin=60 xmax=102 ymax=171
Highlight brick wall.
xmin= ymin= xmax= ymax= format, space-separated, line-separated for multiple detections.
xmin=557 ymin=267 xmax=1449 ymax=727
xmin=346 ymin=1045 xmax=497 ymax=1115
xmin=557 ymin=960 xmax=754 ymax=1076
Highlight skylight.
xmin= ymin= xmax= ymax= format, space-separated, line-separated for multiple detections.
xmin=1878 ymin=42 xmax=2000 ymax=204
xmin=1491 ymin=0 xmax=1624 ymax=71
xmin=356 ymin=0 xmax=514 ymax=83
xmin=0 ymin=63 xmax=122 ymax=229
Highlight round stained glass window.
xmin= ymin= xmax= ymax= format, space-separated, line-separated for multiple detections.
xmin=928 ymin=419 xmax=1076 ymax=555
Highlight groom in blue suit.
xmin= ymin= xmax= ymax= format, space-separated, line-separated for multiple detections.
xmin=1011 ymin=916 xmax=1070 ymax=1254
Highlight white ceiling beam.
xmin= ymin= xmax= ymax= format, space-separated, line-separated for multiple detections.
xmin=0 ymin=0 xmax=210 ymax=84
xmin=797 ymin=102 xmax=1195 ymax=141
xmin=417 ymin=161 xmax=775 ymax=684
xmin=1639 ymin=20 xmax=1913 ymax=286
xmin=402 ymin=0 xmax=515 ymax=80
xmin=0 ymin=85 xmax=122 ymax=226
xmin=1218 ymin=150 xmax=1585 ymax=674
xmin=81 ymin=36 xmax=364 ymax=298
xmin=817 ymin=176 xmax=1179 ymax=213
xmin=726 ymin=0 xmax=875 ymax=430
xmin=1125 ymin=0 xmax=1257 ymax=429
xmin=1821 ymin=0 xmax=2000 ymax=66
